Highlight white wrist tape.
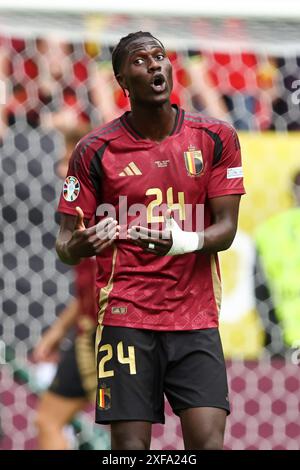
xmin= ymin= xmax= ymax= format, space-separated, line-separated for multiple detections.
xmin=165 ymin=216 xmax=202 ymax=256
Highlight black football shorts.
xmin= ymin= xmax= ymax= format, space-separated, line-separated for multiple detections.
xmin=95 ymin=326 xmax=230 ymax=424
xmin=49 ymin=328 xmax=96 ymax=402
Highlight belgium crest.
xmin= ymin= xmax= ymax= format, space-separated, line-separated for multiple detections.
xmin=97 ymin=384 xmax=111 ymax=410
xmin=183 ymin=147 xmax=204 ymax=177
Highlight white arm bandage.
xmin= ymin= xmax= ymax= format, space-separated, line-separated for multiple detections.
xmin=166 ymin=216 xmax=203 ymax=256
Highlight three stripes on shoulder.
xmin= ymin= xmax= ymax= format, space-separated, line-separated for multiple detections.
xmin=119 ymin=162 xmax=142 ymax=176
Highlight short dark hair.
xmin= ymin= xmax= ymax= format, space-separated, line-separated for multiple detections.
xmin=111 ymin=31 xmax=165 ymax=77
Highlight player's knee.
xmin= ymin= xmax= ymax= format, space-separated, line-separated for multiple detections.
xmin=34 ymin=409 xmax=61 ymax=433
xmin=34 ymin=412 xmax=47 ymax=433
xmin=112 ymin=431 xmax=150 ymax=450
xmin=198 ymin=430 xmax=224 ymax=450
xmin=112 ymin=438 xmax=149 ymax=450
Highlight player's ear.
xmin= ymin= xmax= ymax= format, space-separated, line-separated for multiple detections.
xmin=116 ymin=73 xmax=128 ymax=97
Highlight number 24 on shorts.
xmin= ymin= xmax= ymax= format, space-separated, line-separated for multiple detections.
xmin=98 ymin=341 xmax=136 ymax=378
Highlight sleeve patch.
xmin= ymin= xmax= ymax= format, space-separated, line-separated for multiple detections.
xmin=227 ymin=167 xmax=243 ymax=179
xmin=63 ymin=176 xmax=80 ymax=201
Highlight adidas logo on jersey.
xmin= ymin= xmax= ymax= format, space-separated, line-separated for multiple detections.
xmin=119 ymin=162 xmax=142 ymax=176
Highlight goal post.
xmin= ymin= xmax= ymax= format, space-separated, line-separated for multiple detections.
xmin=0 ymin=1 xmax=300 ymax=54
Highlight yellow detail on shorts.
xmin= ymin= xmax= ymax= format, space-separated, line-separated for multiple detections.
xmin=98 ymin=343 xmax=114 ymax=378
xmin=117 ymin=341 xmax=137 ymax=375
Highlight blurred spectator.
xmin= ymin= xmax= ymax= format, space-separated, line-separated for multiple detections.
xmin=205 ymin=50 xmax=261 ymax=130
xmin=270 ymin=56 xmax=300 ymax=131
xmin=254 ymin=170 xmax=300 ymax=356
xmin=43 ymin=90 xmax=91 ymax=134
xmin=183 ymin=52 xmax=230 ymax=120
xmin=1 ymin=33 xmax=299 ymax=133
xmin=1 ymin=36 xmax=98 ymax=133
xmin=255 ymin=56 xmax=279 ymax=130
xmin=4 ymin=82 xmax=41 ymax=128
xmin=0 ymin=40 xmax=9 ymax=139
xmin=201 ymin=18 xmax=259 ymax=130
xmin=36 ymin=38 xmax=96 ymax=130
xmin=91 ymin=60 xmax=123 ymax=123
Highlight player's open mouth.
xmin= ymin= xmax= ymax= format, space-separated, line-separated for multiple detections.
xmin=150 ymin=74 xmax=166 ymax=93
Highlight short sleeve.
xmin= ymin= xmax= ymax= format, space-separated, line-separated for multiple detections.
xmin=207 ymin=125 xmax=246 ymax=198
xmin=57 ymin=144 xmax=98 ymax=219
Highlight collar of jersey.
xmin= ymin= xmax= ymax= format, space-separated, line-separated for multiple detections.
xmin=120 ymin=105 xmax=185 ymax=142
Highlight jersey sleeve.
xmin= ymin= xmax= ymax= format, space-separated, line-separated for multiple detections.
xmin=57 ymin=144 xmax=98 ymax=219
xmin=207 ymin=125 xmax=246 ymax=198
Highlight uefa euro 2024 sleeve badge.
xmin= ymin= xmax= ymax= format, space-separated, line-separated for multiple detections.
xmin=63 ymin=176 xmax=80 ymax=202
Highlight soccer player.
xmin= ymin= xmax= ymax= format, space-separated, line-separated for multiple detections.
xmin=34 ymin=129 xmax=98 ymax=450
xmin=254 ymin=170 xmax=300 ymax=356
xmin=56 ymin=32 xmax=245 ymax=450
xmin=33 ymin=258 xmax=97 ymax=450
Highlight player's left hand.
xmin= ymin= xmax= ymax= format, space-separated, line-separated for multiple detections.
xmin=127 ymin=210 xmax=173 ymax=255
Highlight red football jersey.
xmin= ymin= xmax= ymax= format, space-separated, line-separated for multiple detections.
xmin=58 ymin=107 xmax=245 ymax=331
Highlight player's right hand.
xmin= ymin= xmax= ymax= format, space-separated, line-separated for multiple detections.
xmin=32 ymin=327 xmax=62 ymax=363
xmin=66 ymin=206 xmax=120 ymax=259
